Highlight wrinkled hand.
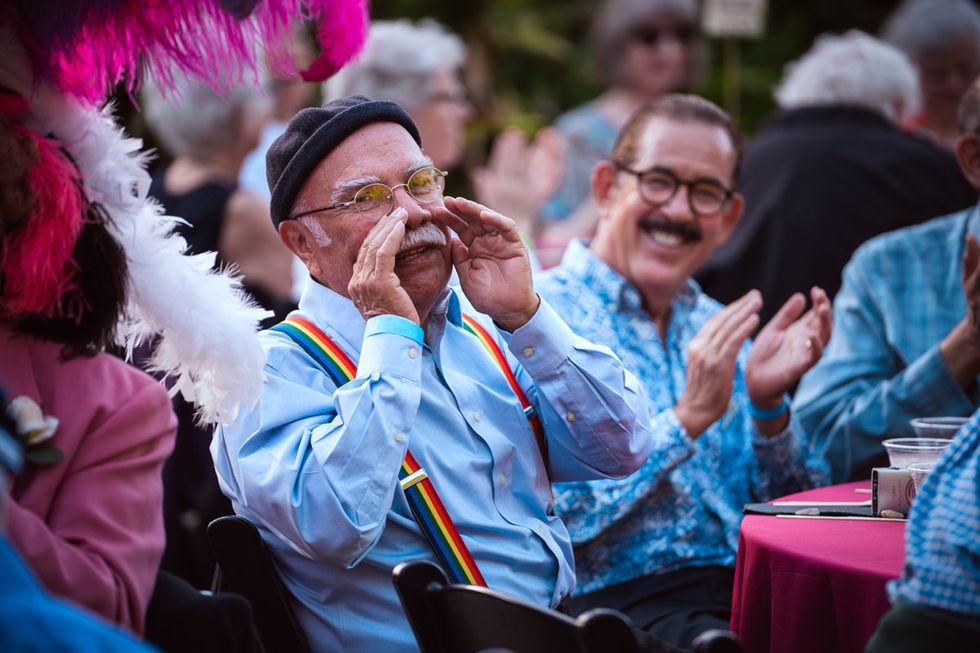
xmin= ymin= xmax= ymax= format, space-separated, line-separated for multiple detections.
xmin=471 ymin=127 xmax=564 ymax=238
xmin=432 ymin=196 xmax=538 ymax=331
xmin=675 ymin=290 xmax=762 ymax=439
xmin=745 ymin=287 xmax=832 ymax=408
xmin=348 ymin=208 xmax=419 ymax=324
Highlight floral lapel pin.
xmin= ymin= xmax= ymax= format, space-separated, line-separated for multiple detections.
xmin=6 ymin=396 xmax=63 ymax=466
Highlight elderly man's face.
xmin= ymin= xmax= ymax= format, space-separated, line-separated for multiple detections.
xmin=592 ymin=117 xmax=742 ymax=304
xmin=287 ymin=122 xmax=453 ymax=307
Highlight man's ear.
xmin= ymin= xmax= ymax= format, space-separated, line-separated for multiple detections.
xmin=955 ymin=133 xmax=980 ymax=188
xmin=591 ymin=160 xmax=618 ymax=222
xmin=715 ymin=192 xmax=745 ymax=245
xmin=279 ymin=220 xmax=320 ymax=278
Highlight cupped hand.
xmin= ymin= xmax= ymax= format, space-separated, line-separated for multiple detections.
xmin=745 ymin=287 xmax=832 ymax=407
xmin=431 ymin=196 xmax=538 ymax=331
xmin=348 ymin=208 xmax=420 ymax=324
xmin=675 ymin=290 xmax=762 ymax=439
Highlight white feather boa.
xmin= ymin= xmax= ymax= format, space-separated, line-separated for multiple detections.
xmin=22 ymin=89 xmax=269 ymax=424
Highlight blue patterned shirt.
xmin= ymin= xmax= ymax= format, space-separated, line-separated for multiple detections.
xmin=537 ymin=240 xmax=829 ymax=594
xmin=795 ymin=206 xmax=980 ymax=483
xmin=888 ymin=405 xmax=980 ymax=615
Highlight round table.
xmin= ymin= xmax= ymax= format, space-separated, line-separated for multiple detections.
xmin=730 ymin=481 xmax=906 ymax=653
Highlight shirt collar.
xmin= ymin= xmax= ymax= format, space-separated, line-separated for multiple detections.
xmin=558 ymin=239 xmax=700 ymax=313
xmin=295 ymin=278 xmax=461 ymax=351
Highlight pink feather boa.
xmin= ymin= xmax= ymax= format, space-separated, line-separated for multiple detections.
xmin=8 ymin=0 xmax=368 ymax=105
xmin=0 ymin=121 xmax=85 ymax=318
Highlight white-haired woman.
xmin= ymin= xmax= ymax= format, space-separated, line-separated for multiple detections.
xmin=142 ymin=74 xmax=294 ymax=314
xmin=883 ymin=0 xmax=980 ymax=149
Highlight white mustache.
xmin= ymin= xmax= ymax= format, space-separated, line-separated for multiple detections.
xmin=397 ymin=222 xmax=447 ymax=254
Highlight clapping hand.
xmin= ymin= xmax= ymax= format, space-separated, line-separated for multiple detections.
xmin=471 ymin=127 xmax=564 ymax=239
xmin=431 ymin=196 xmax=539 ymax=331
xmin=745 ymin=287 xmax=832 ymax=412
xmin=675 ymin=290 xmax=764 ymax=439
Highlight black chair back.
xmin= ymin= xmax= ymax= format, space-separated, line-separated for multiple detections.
xmin=207 ymin=515 xmax=312 ymax=653
xmin=392 ymin=559 xmax=642 ymax=653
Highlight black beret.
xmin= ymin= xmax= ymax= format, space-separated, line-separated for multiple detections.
xmin=266 ymin=95 xmax=421 ymax=226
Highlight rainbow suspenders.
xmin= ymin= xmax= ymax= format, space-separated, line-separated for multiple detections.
xmin=272 ymin=314 xmax=548 ymax=586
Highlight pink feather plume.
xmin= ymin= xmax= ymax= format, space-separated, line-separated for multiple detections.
xmin=0 ymin=126 xmax=85 ymax=318
xmin=8 ymin=0 xmax=369 ymax=105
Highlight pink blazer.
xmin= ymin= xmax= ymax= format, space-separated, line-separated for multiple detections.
xmin=1 ymin=325 xmax=176 ymax=635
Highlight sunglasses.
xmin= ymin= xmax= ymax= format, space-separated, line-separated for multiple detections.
xmin=632 ymin=25 xmax=696 ymax=46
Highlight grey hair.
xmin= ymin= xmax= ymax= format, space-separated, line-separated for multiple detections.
xmin=323 ymin=19 xmax=465 ymax=109
xmin=774 ymin=30 xmax=920 ymax=124
xmin=141 ymin=68 xmax=271 ymax=158
xmin=298 ymin=215 xmax=332 ymax=246
xmin=882 ymin=0 xmax=980 ymax=61
xmin=593 ymin=0 xmax=701 ymax=89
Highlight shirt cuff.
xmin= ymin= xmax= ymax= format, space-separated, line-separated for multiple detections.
xmin=363 ymin=315 xmax=424 ymax=345
xmin=507 ymin=298 xmax=576 ymax=374
xmin=752 ymin=410 xmax=798 ymax=450
xmin=357 ymin=316 xmax=424 ymax=381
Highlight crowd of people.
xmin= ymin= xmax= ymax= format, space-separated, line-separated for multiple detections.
xmin=3 ymin=0 xmax=980 ymax=652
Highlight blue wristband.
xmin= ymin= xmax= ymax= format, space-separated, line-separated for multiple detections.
xmin=748 ymin=397 xmax=789 ymax=421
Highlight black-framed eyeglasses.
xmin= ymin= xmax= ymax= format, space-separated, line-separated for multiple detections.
xmin=614 ymin=161 xmax=734 ymax=217
xmin=288 ymin=166 xmax=448 ymax=221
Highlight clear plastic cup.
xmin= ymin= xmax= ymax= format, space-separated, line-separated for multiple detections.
xmin=908 ymin=462 xmax=936 ymax=493
xmin=909 ymin=417 xmax=968 ymax=440
xmin=882 ymin=438 xmax=950 ymax=469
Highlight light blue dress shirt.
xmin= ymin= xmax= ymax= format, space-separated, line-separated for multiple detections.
xmin=888 ymin=404 xmax=980 ymax=615
xmin=211 ymin=279 xmax=654 ymax=652
xmin=795 ymin=206 xmax=980 ymax=483
xmin=537 ymin=240 xmax=828 ymax=595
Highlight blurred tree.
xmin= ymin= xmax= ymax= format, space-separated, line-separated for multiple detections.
xmin=119 ymin=1 xmax=929 ymax=192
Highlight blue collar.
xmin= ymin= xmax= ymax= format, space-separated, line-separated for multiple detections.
xmin=558 ymin=239 xmax=700 ymax=315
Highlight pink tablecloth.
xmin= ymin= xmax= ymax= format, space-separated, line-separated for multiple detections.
xmin=731 ymin=481 xmax=906 ymax=653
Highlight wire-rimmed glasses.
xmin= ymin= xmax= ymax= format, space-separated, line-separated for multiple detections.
xmin=289 ymin=166 xmax=448 ymax=221
xmin=614 ymin=161 xmax=734 ymax=217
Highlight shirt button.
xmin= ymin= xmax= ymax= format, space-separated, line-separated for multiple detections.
xmin=498 ymin=473 xmax=507 ymax=486
xmin=565 ymin=411 xmax=576 ymax=423
xmin=407 ymin=348 xmax=418 ymax=360
xmin=394 ymin=432 xmax=406 ymax=443
xmin=522 ymin=347 xmax=535 ymax=358
xmin=472 ymin=410 xmax=481 ymax=422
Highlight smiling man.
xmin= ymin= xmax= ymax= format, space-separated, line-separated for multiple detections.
xmin=536 ymin=94 xmax=832 ymax=649
xmin=210 ymin=96 xmax=660 ymax=652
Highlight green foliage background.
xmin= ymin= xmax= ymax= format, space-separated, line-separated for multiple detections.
xmin=369 ymin=0 xmax=904 ymax=142
xmin=122 ymin=1 xmax=909 ymax=192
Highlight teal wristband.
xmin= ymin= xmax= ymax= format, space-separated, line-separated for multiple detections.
xmin=748 ymin=397 xmax=789 ymax=421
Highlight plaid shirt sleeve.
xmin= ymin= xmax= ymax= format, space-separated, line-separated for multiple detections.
xmin=887 ymin=407 xmax=980 ymax=616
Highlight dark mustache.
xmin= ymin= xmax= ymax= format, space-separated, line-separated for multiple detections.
xmin=639 ymin=215 xmax=702 ymax=243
